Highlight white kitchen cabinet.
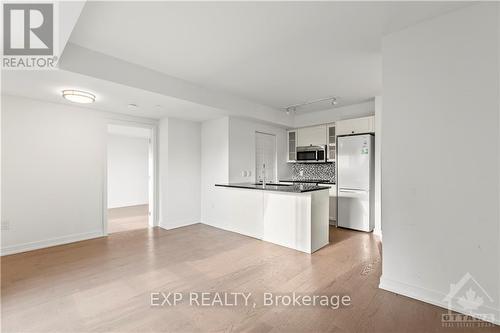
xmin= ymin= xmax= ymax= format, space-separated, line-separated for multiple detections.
xmin=326 ymin=123 xmax=336 ymax=161
xmin=287 ymin=130 xmax=297 ymax=162
xmin=335 ymin=116 xmax=374 ymax=136
xmin=215 ymin=186 xmax=330 ymax=253
xmin=297 ymin=125 xmax=327 ymax=147
xmin=319 ymin=184 xmax=337 ymax=223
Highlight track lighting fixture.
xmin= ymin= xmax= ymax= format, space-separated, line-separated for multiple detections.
xmin=284 ymin=96 xmax=338 ymax=114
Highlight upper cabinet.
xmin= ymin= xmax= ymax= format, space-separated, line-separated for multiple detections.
xmin=287 ymin=130 xmax=297 ymax=162
xmin=297 ymin=125 xmax=327 ymax=147
xmin=326 ymin=123 xmax=336 ymax=161
xmin=335 ymin=116 xmax=374 ymax=136
xmin=287 ymin=116 xmax=374 ymax=163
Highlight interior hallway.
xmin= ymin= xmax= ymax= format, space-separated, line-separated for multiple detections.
xmin=108 ymin=204 xmax=149 ymax=234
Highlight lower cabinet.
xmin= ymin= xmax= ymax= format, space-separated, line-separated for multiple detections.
xmin=319 ymin=184 xmax=337 ymax=224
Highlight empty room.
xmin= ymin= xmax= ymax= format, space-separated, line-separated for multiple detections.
xmin=1 ymin=1 xmax=499 ymax=332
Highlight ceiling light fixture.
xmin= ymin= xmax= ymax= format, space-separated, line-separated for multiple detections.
xmin=62 ymin=90 xmax=95 ymax=104
xmin=128 ymin=103 xmax=138 ymax=110
xmin=284 ymin=96 xmax=338 ymax=114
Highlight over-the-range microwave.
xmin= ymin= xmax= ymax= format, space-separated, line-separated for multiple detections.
xmin=296 ymin=145 xmax=327 ymax=163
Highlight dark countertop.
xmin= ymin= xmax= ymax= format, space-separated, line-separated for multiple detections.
xmin=279 ymin=179 xmax=336 ymax=185
xmin=215 ymin=182 xmax=330 ymax=193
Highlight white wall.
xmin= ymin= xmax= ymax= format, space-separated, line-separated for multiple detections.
xmin=293 ymin=100 xmax=374 ymax=128
xmin=158 ymin=118 xmax=201 ymax=229
xmin=374 ymin=96 xmax=382 ymax=236
xmin=1 ymin=95 xmax=156 ymax=255
xmin=498 ymin=5 xmax=500 ymax=321
xmin=158 ymin=118 xmax=169 ymax=229
xmin=380 ymin=3 xmax=500 ymax=323
xmin=228 ymin=117 xmax=288 ymax=183
xmin=200 ymin=116 xmax=289 ymax=229
xmin=107 ymin=134 xmax=149 ymax=208
xmin=200 ymin=117 xmax=229 ymax=226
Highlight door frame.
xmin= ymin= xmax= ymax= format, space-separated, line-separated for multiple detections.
xmin=255 ymin=131 xmax=278 ymax=183
xmin=103 ymin=120 xmax=159 ymax=236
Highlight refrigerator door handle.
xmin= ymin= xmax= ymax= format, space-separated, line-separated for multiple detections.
xmin=339 ymin=188 xmax=367 ymax=193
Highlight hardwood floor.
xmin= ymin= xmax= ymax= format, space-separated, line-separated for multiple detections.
xmin=107 ymin=204 xmax=149 ymax=233
xmin=1 ymin=225 xmax=498 ymax=332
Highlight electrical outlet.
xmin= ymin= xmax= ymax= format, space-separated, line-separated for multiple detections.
xmin=1 ymin=220 xmax=10 ymax=231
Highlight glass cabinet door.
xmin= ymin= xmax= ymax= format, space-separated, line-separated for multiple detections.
xmin=287 ymin=131 xmax=296 ymax=162
xmin=328 ymin=126 xmax=336 ymax=144
xmin=327 ymin=125 xmax=336 ymax=161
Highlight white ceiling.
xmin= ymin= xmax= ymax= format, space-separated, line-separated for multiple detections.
xmin=69 ymin=1 xmax=470 ymax=111
xmin=1 ymin=69 xmax=226 ymax=121
xmin=1 ymin=2 xmax=472 ymax=122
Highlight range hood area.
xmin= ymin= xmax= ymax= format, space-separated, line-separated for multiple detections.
xmin=296 ymin=145 xmax=328 ymax=163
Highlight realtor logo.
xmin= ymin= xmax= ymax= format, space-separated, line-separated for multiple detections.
xmin=2 ymin=2 xmax=58 ymax=69
xmin=441 ymin=272 xmax=496 ymax=327
xmin=3 ymin=3 xmax=53 ymax=55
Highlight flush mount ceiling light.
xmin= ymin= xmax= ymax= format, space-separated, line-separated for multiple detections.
xmin=128 ymin=103 xmax=138 ymax=110
xmin=62 ymin=90 xmax=95 ymax=104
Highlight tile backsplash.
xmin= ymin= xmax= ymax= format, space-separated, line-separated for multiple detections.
xmin=287 ymin=163 xmax=335 ymax=183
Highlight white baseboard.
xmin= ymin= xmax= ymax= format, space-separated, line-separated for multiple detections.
xmin=108 ymin=202 xmax=148 ymax=209
xmin=1 ymin=230 xmax=105 ymax=256
xmin=379 ymin=276 xmax=500 ymax=326
xmin=201 ymin=220 xmax=240 ymax=234
xmin=158 ymin=219 xmax=199 ymax=230
xmin=200 ymin=220 xmax=260 ymax=240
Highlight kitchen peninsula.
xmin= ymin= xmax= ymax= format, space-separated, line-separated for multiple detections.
xmin=214 ymin=183 xmax=330 ymax=253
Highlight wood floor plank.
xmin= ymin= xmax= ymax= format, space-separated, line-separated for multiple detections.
xmin=1 ymin=224 xmax=498 ymax=332
xmin=108 ymin=204 xmax=149 ymax=234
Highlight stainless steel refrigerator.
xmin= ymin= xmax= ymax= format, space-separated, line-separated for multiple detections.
xmin=337 ymin=134 xmax=374 ymax=232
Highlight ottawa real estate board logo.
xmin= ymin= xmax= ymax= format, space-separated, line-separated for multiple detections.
xmin=2 ymin=2 xmax=58 ymax=69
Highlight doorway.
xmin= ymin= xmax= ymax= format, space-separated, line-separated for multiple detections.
xmin=106 ymin=124 xmax=154 ymax=234
xmin=255 ymin=132 xmax=277 ymax=183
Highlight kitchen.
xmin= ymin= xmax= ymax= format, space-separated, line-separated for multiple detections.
xmin=4 ymin=2 xmax=499 ymax=331
xmin=215 ymin=114 xmax=378 ymax=253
